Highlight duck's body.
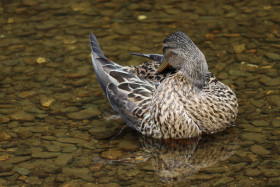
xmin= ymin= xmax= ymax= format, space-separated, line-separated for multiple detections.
xmin=90 ymin=31 xmax=238 ymax=139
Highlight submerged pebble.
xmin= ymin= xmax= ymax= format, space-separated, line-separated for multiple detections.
xmin=214 ymin=177 xmax=234 ymax=186
xmin=0 ymin=132 xmax=11 ymax=141
xmin=245 ymin=168 xmax=261 ymax=177
xmin=62 ymin=167 xmax=93 ymax=181
xmin=40 ymin=96 xmax=56 ymax=107
xmin=272 ymin=119 xmax=280 ymax=127
xmin=250 ymin=145 xmax=271 ymax=156
xmin=45 ymin=145 xmax=61 ymax=152
xmin=16 ymin=167 xmax=31 ymax=176
xmin=137 ymin=15 xmax=147 ymax=20
xmin=0 ymin=115 xmax=10 ymax=123
xmin=233 ymin=43 xmax=246 ymax=53
xmin=265 ymin=52 xmax=280 ymax=60
xmin=67 ymin=107 xmax=101 ymax=120
xmin=32 ymin=152 xmax=60 ymax=159
xmin=36 ymin=57 xmax=47 ymax=64
xmin=251 ymin=120 xmax=269 ymax=127
xmin=260 ymin=168 xmax=280 ymax=177
xmin=117 ymin=139 xmax=139 ymax=151
xmin=55 ymin=154 xmax=73 ymax=166
xmin=240 ymin=133 xmax=266 ymax=143
xmin=25 ymin=176 xmax=42 ymax=185
xmin=10 ymin=112 xmax=35 ymax=121
xmin=101 ymin=149 xmax=123 ymax=160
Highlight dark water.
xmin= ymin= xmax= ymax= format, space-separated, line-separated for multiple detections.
xmin=0 ymin=0 xmax=279 ymax=186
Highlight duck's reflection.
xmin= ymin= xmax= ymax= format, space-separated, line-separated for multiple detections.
xmin=140 ymin=129 xmax=238 ymax=183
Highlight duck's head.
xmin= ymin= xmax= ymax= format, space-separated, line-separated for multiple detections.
xmin=158 ymin=31 xmax=209 ymax=88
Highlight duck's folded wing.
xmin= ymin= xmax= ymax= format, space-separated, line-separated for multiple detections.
xmin=90 ymin=33 xmax=155 ymax=130
xmin=130 ymin=52 xmax=164 ymax=63
xmin=106 ymin=74 xmax=155 ymax=130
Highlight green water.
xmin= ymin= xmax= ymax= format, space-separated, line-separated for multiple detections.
xmin=0 ymin=0 xmax=279 ymax=186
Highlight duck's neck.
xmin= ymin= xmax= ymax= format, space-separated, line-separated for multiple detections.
xmin=181 ymin=58 xmax=209 ymax=88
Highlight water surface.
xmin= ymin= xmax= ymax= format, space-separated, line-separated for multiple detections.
xmin=0 ymin=0 xmax=279 ymax=186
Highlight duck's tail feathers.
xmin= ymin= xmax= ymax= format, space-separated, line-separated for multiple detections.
xmin=90 ymin=33 xmax=105 ymax=58
xmin=90 ymin=33 xmax=122 ymax=95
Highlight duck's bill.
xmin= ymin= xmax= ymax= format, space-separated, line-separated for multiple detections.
xmin=157 ymin=61 xmax=170 ymax=73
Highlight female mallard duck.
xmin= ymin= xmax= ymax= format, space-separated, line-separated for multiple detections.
xmin=90 ymin=31 xmax=238 ymax=139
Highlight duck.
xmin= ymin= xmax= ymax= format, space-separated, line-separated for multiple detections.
xmin=89 ymin=31 xmax=238 ymax=139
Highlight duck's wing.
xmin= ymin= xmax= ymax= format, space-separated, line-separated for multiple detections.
xmin=90 ymin=33 xmax=156 ymax=130
xmin=130 ymin=53 xmax=164 ymax=63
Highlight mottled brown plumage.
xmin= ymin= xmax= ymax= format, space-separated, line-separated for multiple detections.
xmin=139 ymin=72 xmax=238 ymax=139
xmin=90 ymin=31 xmax=238 ymax=139
xmin=127 ymin=60 xmax=177 ymax=83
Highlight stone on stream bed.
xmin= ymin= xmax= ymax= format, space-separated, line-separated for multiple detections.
xmin=67 ymin=107 xmax=101 ymax=120
xmin=25 ymin=176 xmax=42 ymax=185
xmin=269 ymin=177 xmax=280 ymax=186
xmin=55 ymin=154 xmax=73 ymax=166
xmin=32 ymin=152 xmax=60 ymax=159
xmin=240 ymin=124 xmax=262 ymax=133
xmin=240 ymin=133 xmax=266 ymax=143
xmin=90 ymin=163 xmax=103 ymax=172
xmin=88 ymin=125 xmax=121 ymax=140
xmin=265 ymin=52 xmax=280 ymax=60
xmin=45 ymin=144 xmax=62 ymax=152
xmin=15 ymin=129 xmax=33 ymax=139
xmin=62 ymin=167 xmax=93 ymax=181
xmin=245 ymin=168 xmax=261 ymax=177
xmin=40 ymin=96 xmax=56 ymax=107
xmin=16 ymin=167 xmax=31 ymax=175
xmin=264 ymin=77 xmax=280 ymax=87
xmin=0 ymin=132 xmax=11 ymax=140
xmin=251 ymin=120 xmax=269 ymax=127
xmin=260 ymin=168 xmax=280 ymax=177
xmin=214 ymin=177 xmax=234 ymax=186
xmin=272 ymin=119 xmax=280 ymax=127
xmin=62 ymin=146 xmax=77 ymax=153
xmin=101 ymin=149 xmax=123 ymax=160
xmin=0 ymin=115 xmax=10 ymax=123
xmin=18 ymin=90 xmax=38 ymax=98
xmin=229 ymin=70 xmax=251 ymax=77
xmin=267 ymin=95 xmax=280 ymax=107
xmin=233 ymin=43 xmax=245 ymax=53
xmin=10 ymin=111 xmax=35 ymax=121
xmin=117 ymin=139 xmax=139 ymax=151
xmin=250 ymin=145 xmax=271 ymax=156
xmin=0 ymin=162 xmax=13 ymax=172
xmin=7 ymin=156 xmax=31 ymax=164
xmin=57 ymin=137 xmax=87 ymax=144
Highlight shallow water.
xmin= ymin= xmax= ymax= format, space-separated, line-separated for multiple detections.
xmin=0 ymin=0 xmax=279 ymax=186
